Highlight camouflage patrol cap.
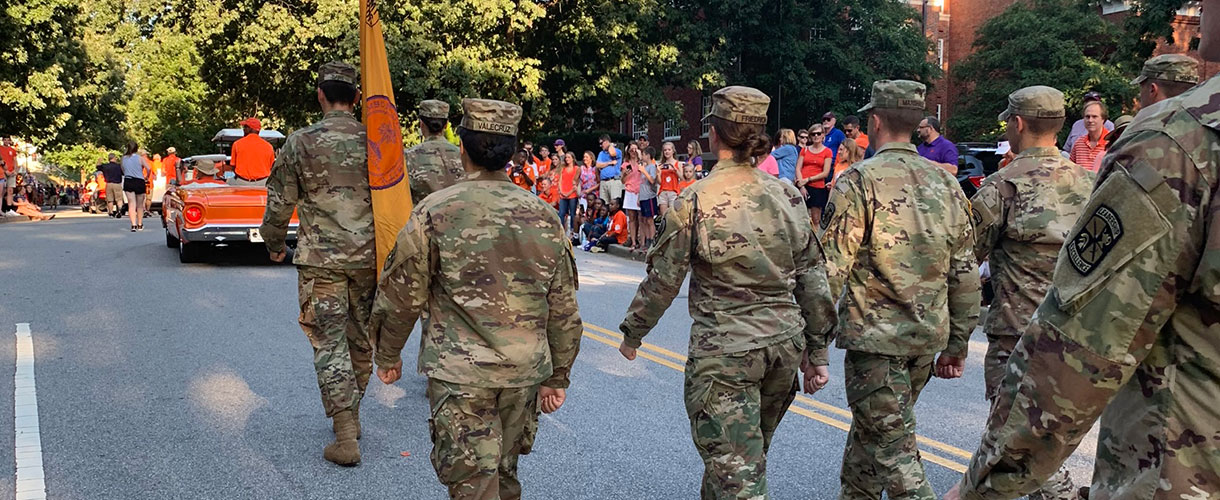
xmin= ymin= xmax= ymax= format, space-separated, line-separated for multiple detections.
xmin=1130 ymin=54 xmax=1199 ymax=85
xmin=420 ymin=100 xmax=449 ymax=119
xmin=317 ymin=61 xmax=358 ymax=87
xmin=998 ymin=85 xmax=1066 ymax=121
xmin=705 ymin=86 xmax=770 ymax=125
xmin=857 ymin=80 xmax=926 ymax=113
xmin=460 ymin=98 xmax=522 ymax=137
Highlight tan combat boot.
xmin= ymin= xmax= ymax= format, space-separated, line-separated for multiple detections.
xmin=333 ymin=406 xmax=361 ymax=440
xmin=324 ymin=410 xmax=360 ymax=466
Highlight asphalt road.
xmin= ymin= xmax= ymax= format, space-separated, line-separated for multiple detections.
xmin=0 ymin=210 xmax=1098 ymax=499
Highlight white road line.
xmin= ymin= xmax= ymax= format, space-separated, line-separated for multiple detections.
xmin=14 ymin=323 xmax=44 ymax=500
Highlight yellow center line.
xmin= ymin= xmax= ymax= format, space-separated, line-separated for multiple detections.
xmin=580 ymin=325 xmax=970 ymax=472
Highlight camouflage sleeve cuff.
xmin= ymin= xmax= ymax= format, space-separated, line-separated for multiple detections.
xmin=619 ymin=322 xmax=644 ymax=349
xmin=807 ymin=347 xmax=829 ymax=366
xmin=541 ymin=373 xmax=571 ymax=389
xmin=942 ymin=342 xmax=969 ymax=359
xmin=374 ymin=351 xmax=402 ymax=369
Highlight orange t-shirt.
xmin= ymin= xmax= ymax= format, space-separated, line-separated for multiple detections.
xmin=231 ymin=134 xmax=275 ymax=180
xmin=605 ymin=210 xmax=629 ymax=245
xmin=508 ymin=166 xmax=533 ymax=190
xmin=539 ymin=183 xmax=559 ymax=205
xmin=854 ymin=134 xmax=870 ymax=150
xmin=559 ymin=166 xmax=579 ymax=199
xmin=0 ymin=146 xmax=16 ymax=174
xmin=162 ymin=154 xmax=179 ymax=180
xmin=678 ymin=179 xmax=695 ymax=191
xmin=533 ymin=157 xmax=553 ymax=179
xmin=658 ymin=163 xmax=680 ymax=193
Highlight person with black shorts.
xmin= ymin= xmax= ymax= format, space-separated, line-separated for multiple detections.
xmin=798 ymin=124 xmax=835 ymax=226
xmin=119 ymin=141 xmax=151 ymax=232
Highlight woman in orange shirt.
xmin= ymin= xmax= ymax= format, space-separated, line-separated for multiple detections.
xmin=797 ymin=124 xmax=834 ymax=225
xmin=557 ymin=152 xmax=581 ymax=239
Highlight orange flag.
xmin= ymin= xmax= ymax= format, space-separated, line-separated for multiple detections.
xmin=360 ymin=0 xmax=412 ymax=274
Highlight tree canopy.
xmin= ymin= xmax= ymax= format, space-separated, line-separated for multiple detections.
xmin=3 ymin=0 xmax=1192 ymax=166
xmin=949 ymin=0 xmax=1137 ymax=142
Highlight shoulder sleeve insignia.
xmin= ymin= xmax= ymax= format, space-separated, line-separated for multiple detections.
xmin=1066 ymin=204 xmax=1123 ymax=276
xmin=820 ymin=201 xmax=836 ymax=231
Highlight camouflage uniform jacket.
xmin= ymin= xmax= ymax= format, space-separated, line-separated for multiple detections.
xmin=619 ymin=159 xmax=837 ymax=364
xmin=819 ymin=142 xmax=979 ymax=358
xmin=970 ymin=147 xmax=1094 ymax=339
xmin=260 ymin=110 xmax=375 ymax=269
xmin=960 ymin=75 xmax=1220 ymax=500
xmin=368 ymin=169 xmax=582 ymax=389
xmin=406 ymin=136 xmax=463 ymax=203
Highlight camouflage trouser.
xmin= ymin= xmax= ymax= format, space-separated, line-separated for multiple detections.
xmin=426 ymin=379 xmax=539 ymax=500
xmin=296 ymin=266 xmax=376 ymax=417
xmin=684 ymin=336 xmax=803 ymax=500
xmin=985 ymin=336 xmax=1077 ymax=500
xmin=840 ymin=351 xmax=935 ymax=500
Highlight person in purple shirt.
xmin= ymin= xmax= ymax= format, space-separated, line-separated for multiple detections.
xmin=916 ymin=116 xmax=958 ymax=174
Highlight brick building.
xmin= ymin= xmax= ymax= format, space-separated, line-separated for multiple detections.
xmin=621 ymin=0 xmax=1212 ymax=154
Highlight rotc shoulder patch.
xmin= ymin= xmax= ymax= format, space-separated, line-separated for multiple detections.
xmin=820 ymin=202 xmax=836 ymax=231
xmin=1066 ymin=205 xmax=1123 ymax=276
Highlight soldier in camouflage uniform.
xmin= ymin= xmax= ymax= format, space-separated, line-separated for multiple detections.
xmin=818 ymin=80 xmax=979 ymax=500
xmin=968 ymin=86 xmax=1094 ymax=500
xmin=1132 ymin=53 xmax=1199 ymax=108
xmin=406 ymin=99 xmax=463 ymax=202
xmin=952 ymin=4 xmax=1220 ymax=499
xmin=370 ymin=98 xmax=582 ymax=500
xmin=260 ymin=61 xmax=375 ymax=466
xmin=617 ymin=86 xmax=837 ymax=500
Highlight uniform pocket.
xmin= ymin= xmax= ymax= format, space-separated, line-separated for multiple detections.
xmin=297 ymin=278 xmax=316 ymax=332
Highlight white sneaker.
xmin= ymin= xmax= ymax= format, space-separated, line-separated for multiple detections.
xmin=5 ymin=210 xmax=17 ymax=217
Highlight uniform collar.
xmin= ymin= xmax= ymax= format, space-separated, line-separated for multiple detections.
xmin=324 ymin=110 xmax=355 ymax=119
xmin=464 ymin=169 xmax=510 ymax=182
xmin=711 ymin=158 xmax=753 ymax=170
xmin=876 ymin=142 xmax=919 ymax=155
xmin=1013 ymin=146 xmax=1061 ymax=160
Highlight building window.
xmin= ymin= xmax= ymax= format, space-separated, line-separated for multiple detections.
xmin=632 ymin=107 xmax=648 ymax=140
xmin=663 ymin=101 xmax=681 ymax=141
xmin=937 ymin=39 xmax=944 ymax=68
xmin=936 ymin=104 xmax=942 ymax=122
xmin=701 ymin=95 xmax=712 ymax=138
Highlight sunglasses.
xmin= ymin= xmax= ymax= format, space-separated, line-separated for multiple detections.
xmin=799 ymin=135 xmax=809 ymax=139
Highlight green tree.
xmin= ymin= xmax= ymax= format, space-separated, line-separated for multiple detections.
xmin=1113 ymin=0 xmax=1193 ymax=72
xmin=123 ymin=29 xmax=220 ymax=154
xmin=949 ymin=0 xmax=1134 ymax=142
xmin=0 ymin=0 xmax=90 ymax=143
xmin=524 ymin=0 xmax=691 ymax=131
xmin=672 ymin=0 xmax=940 ymax=131
xmin=42 ymin=143 xmax=112 ymax=181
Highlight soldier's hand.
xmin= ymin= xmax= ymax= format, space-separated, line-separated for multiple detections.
xmin=376 ymin=360 xmax=403 ymax=385
xmin=618 ymin=342 xmax=637 ymax=361
xmin=935 ymin=354 xmax=966 ymax=379
xmin=942 ymin=481 xmax=962 ymax=500
xmin=800 ymin=351 xmax=830 ymax=393
xmin=539 ymin=387 xmax=566 ymax=413
xmin=268 ymin=250 xmax=287 ymax=263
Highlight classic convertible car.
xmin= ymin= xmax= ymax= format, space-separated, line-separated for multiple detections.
xmin=162 ymin=154 xmax=297 ymax=263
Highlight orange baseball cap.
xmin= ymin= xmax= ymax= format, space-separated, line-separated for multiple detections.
xmin=240 ymin=118 xmax=262 ymax=131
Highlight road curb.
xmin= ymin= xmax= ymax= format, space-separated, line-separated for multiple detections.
xmin=606 ymin=244 xmax=645 ymax=262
